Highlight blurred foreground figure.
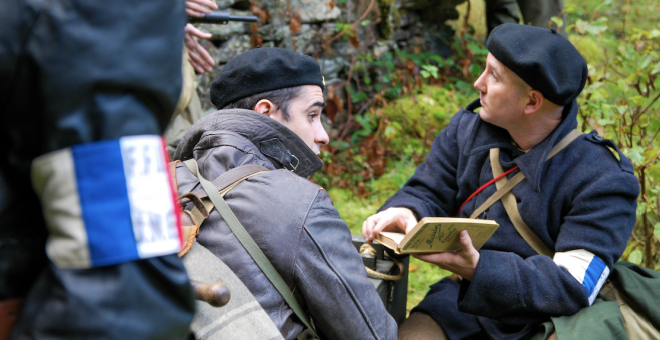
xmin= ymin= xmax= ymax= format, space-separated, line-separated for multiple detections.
xmin=0 ymin=1 xmax=195 ymax=339
xmin=165 ymin=0 xmax=218 ymax=157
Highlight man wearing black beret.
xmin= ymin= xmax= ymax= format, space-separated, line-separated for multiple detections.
xmin=173 ymin=47 xmax=397 ymax=340
xmin=364 ymin=23 xmax=639 ymax=339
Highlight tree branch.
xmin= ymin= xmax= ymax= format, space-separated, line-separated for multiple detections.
xmin=637 ymin=90 xmax=660 ymax=118
xmin=321 ymin=0 xmax=376 ymax=52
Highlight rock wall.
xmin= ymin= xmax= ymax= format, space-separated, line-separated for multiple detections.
xmin=194 ymin=0 xmax=467 ymax=113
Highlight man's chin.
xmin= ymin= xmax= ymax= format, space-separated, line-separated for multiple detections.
xmin=478 ymin=109 xmax=489 ymax=122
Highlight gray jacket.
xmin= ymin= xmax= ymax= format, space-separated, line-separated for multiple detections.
xmin=173 ymin=109 xmax=397 ymax=340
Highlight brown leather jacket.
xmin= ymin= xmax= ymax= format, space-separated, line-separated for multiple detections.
xmin=173 ymin=109 xmax=397 ymax=340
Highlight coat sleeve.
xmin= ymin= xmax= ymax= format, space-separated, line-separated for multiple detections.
xmin=2 ymin=0 xmax=195 ymax=338
xmin=294 ymin=189 xmax=397 ymax=340
xmin=379 ymin=111 xmax=464 ymax=218
xmin=457 ymin=147 xmax=640 ymax=324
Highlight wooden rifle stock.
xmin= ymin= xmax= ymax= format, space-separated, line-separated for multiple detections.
xmin=190 ymin=280 xmax=231 ymax=307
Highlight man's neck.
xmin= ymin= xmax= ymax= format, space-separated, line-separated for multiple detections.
xmin=508 ymin=107 xmax=564 ymax=150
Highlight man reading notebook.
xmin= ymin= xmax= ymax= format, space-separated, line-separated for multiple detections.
xmin=363 ymin=24 xmax=639 ymax=340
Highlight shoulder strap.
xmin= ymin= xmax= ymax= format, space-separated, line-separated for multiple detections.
xmin=471 ymin=129 xmax=582 ymax=257
xmin=183 ymin=159 xmax=319 ymax=338
xmin=489 ymin=148 xmax=554 ymax=257
xmin=189 ymin=163 xmax=273 ymax=200
xmin=469 ymin=172 xmax=525 ymax=220
xmin=179 ymin=160 xmax=269 ymax=229
xmin=169 ymin=160 xmax=182 ymax=197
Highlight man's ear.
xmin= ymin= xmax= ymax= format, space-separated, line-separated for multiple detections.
xmin=523 ymin=90 xmax=544 ymax=115
xmin=254 ymin=99 xmax=275 ymax=116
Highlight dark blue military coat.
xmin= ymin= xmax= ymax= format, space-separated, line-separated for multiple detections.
xmin=381 ymin=98 xmax=639 ymax=340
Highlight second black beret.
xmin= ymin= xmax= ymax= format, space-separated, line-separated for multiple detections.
xmin=210 ymin=47 xmax=325 ymax=110
xmin=486 ymin=23 xmax=588 ymax=106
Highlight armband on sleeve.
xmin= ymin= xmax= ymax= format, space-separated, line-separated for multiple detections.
xmin=31 ymin=136 xmax=182 ymax=269
xmin=553 ymin=249 xmax=610 ymax=305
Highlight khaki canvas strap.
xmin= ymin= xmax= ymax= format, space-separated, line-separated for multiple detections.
xmin=190 ymin=163 xmax=274 ymax=200
xmin=469 ymin=172 xmax=526 ymax=220
xmin=182 ymin=159 xmax=318 ymax=338
xmin=490 ymin=148 xmax=554 ymax=257
xmin=181 ymin=161 xmax=269 ymax=227
xmin=471 ymin=129 xmax=582 ymax=257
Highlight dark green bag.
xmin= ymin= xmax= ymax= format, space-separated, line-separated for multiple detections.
xmin=530 ymin=262 xmax=660 ymax=340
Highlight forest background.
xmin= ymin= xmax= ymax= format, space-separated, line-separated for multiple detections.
xmin=307 ymin=0 xmax=660 ymax=313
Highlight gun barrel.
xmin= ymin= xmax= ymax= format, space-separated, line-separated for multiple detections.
xmin=188 ymin=11 xmax=258 ymax=24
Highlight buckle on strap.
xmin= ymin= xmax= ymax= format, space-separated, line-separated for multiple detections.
xmin=259 ymin=138 xmax=300 ymax=172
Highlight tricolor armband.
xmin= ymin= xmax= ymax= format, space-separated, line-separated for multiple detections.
xmin=553 ymin=249 xmax=610 ymax=305
xmin=32 ymin=136 xmax=182 ymax=269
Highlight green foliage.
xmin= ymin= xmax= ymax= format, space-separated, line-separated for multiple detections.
xmin=569 ymin=36 xmax=605 ymax=64
xmin=420 ymin=65 xmax=439 ymax=79
xmin=324 ymin=0 xmax=660 ymax=314
xmin=565 ymin=1 xmax=660 ymax=269
xmin=574 ymin=17 xmax=609 ymax=35
xmin=316 ymin=29 xmax=484 ymax=192
xmin=317 ymin=26 xmax=490 ymax=312
xmin=379 ymin=85 xmax=475 ymax=157
xmin=334 ymin=22 xmax=357 ymax=37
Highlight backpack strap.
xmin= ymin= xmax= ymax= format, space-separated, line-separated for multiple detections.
xmin=183 ymin=159 xmax=319 ymax=338
xmin=169 ymin=160 xmax=181 ymax=197
xmin=181 ymin=162 xmax=269 ymax=229
xmin=176 ymin=192 xmax=209 ymax=257
xmin=188 ymin=163 xmax=273 ymax=200
xmin=174 ymin=162 xmax=266 ymax=257
xmin=471 ymin=129 xmax=582 ymax=257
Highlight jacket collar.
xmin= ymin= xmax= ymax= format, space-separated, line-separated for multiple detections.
xmin=173 ymin=109 xmax=323 ymax=179
xmin=463 ymin=98 xmax=579 ymax=192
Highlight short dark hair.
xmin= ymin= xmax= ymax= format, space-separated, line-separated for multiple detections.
xmin=222 ymin=86 xmax=305 ymax=121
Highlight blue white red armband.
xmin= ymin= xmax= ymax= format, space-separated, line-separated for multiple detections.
xmin=553 ymin=249 xmax=610 ymax=305
xmin=31 ymin=136 xmax=182 ymax=269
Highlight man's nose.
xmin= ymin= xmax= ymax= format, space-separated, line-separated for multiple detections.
xmin=315 ymin=121 xmax=329 ymax=146
xmin=474 ymin=71 xmax=487 ymax=92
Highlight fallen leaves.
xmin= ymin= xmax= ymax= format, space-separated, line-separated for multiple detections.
xmin=250 ymin=22 xmax=263 ymax=48
xmin=289 ymin=14 xmax=302 ymax=35
xmin=325 ymin=85 xmax=344 ymax=123
xmin=250 ymin=2 xmax=269 ymax=24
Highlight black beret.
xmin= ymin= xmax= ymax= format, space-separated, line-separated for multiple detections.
xmin=486 ymin=23 xmax=588 ymax=106
xmin=210 ymin=47 xmax=325 ymax=109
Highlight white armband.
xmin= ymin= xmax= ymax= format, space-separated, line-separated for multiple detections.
xmin=553 ymin=249 xmax=610 ymax=305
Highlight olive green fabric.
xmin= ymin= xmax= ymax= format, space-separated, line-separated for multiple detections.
xmin=529 ymin=298 xmax=625 ymax=340
xmin=554 ymin=298 xmax=627 ymax=340
xmin=609 ymin=261 xmax=660 ymax=328
xmin=529 ymin=321 xmax=555 ymax=340
xmin=165 ymin=89 xmax=205 ymax=157
xmin=608 ymin=261 xmax=660 ymax=337
xmin=529 ymin=262 xmax=660 ymax=340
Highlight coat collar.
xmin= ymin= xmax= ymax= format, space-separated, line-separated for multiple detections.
xmin=463 ymin=98 xmax=579 ymax=192
xmin=173 ymin=109 xmax=323 ymax=179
